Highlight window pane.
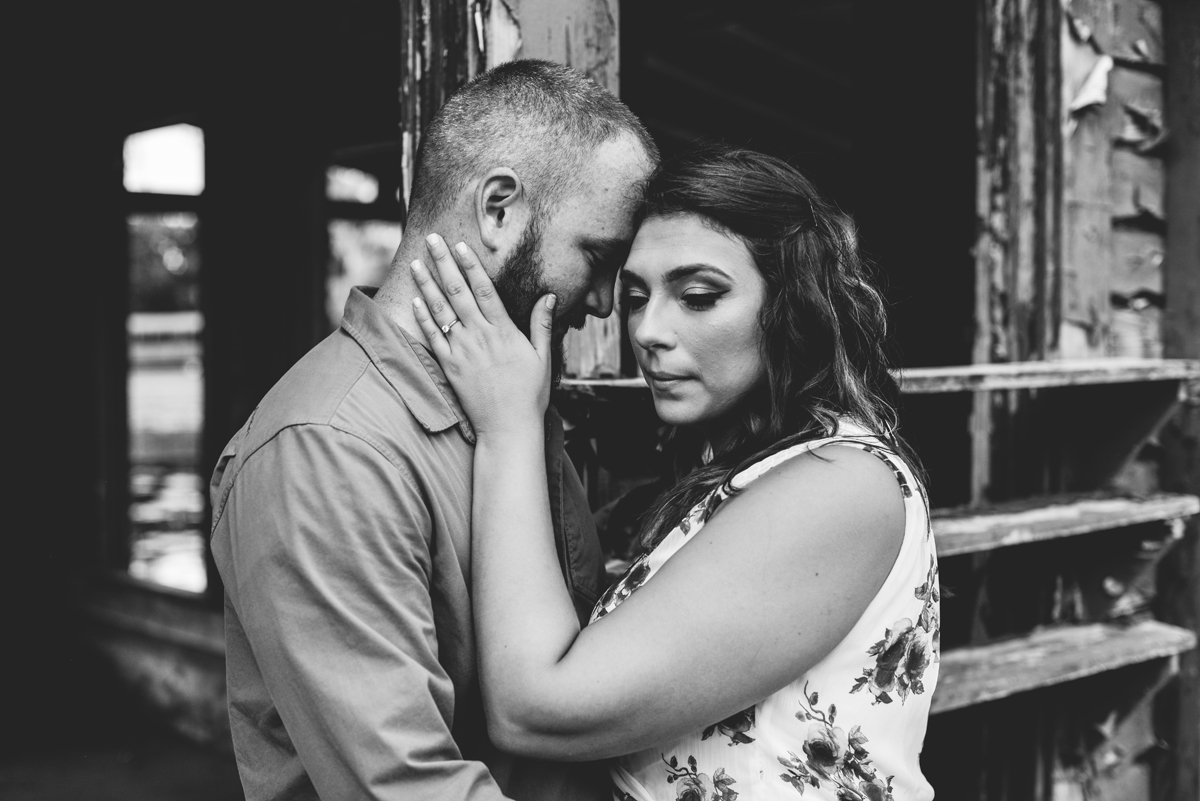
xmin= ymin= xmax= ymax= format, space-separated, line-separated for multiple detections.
xmin=326 ymin=219 xmax=402 ymax=329
xmin=124 ymin=124 xmax=205 ymax=195
xmin=128 ymin=212 xmax=207 ymax=593
xmin=326 ymin=166 xmax=379 ymax=203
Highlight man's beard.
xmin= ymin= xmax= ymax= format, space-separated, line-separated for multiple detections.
xmin=492 ymin=220 xmax=584 ymax=385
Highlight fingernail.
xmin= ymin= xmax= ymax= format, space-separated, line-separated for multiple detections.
xmin=410 ymin=260 xmax=423 ymax=272
xmin=547 ymin=294 xmax=558 ymax=310
xmin=412 ymin=297 xmax=422 ymax=307
xmin=425 ymin=233 xmax=440 ymax=247
xmin=455 ymin=242 xmax=469 ymax=257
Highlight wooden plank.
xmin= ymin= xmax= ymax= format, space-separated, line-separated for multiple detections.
xmin=930 ymin=619 xmax=1196 ymax=714
xmin=931 ymin=492 xmax=1198 ymax=557
xmin=562 ymin=358 xmax=1200 ymax=396
xmin=897 ymin=357 xmax=1199 ymax=392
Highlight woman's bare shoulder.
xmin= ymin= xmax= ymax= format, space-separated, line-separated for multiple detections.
xmin=708 ymin=442 xmax=907 ymax=558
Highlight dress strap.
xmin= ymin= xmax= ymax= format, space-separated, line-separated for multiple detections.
xmin=723 ymin=432 xmax=924 ymax=509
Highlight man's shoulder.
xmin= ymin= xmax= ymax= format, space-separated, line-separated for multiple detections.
xmin=248 ymin=329 xmax=427 ymax=444
xmin=218 ymin=329 xmax=468 ymax=488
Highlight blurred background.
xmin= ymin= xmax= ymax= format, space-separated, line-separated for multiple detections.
xmin=6 ymin=0 xmax=1199 ymax=798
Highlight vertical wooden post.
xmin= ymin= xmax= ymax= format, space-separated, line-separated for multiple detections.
xmin=973 ymin=0 xmax=1063 ymax=504
xmin=1159 ymin=2 xmax=1200 ymax=799
xmin=400 ymin=0 xmax=482 ymax=216
xmin=486 ymin=0 xmax=623 ymax=378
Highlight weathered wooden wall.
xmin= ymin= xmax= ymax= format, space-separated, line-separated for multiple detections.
xmin=1060 ymin=0 xmax=1168 ymax=359
xmin=974 ymin=0 xmax=1170 ymax=365
xmin=970 ymin=1 xmax=1200 ymax=799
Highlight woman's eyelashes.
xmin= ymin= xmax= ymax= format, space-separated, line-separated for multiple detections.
xmin=620 ymin=289 xmax=726 ymax=312
xmin=681 ymin=291 xmax=722 ymax=311
xmin=621 ymin=290 xmax=648 ymax=311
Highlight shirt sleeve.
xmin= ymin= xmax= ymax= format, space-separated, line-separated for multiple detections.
xmin=222 ymin=423 xmax=510 ymax=801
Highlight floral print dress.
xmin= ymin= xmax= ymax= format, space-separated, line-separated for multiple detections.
xmin=590 ymin=420 xmax=939 ymax=801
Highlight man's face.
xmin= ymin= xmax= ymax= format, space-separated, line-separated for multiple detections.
xmin=494 ymin=134 xmax=653 ymax=381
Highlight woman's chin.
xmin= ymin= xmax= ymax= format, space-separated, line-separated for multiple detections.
xmin=651 ymin=398 xmax=704 ymax=428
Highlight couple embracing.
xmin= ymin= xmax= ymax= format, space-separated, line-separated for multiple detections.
xmin=211 ymin=59 xmax=940 ymax=801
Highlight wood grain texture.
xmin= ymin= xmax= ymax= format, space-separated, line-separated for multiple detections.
xmin=561 ymin=359 xmax=1200 ymax=399
xmin=931 ymin=619 xmax=1196 ymax=714
xmin=896 ymin=357 xmax=1200 ymax=392
xmin=977 ymin=0 xmax=1061 ymax=364
xmin=932 ymin=492 xmax=1198 ymax=556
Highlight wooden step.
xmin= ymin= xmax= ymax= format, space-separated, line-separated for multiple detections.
xmin=897 ymin=358 xmax=1200 ymax=394
xmin=931 ymin=619 xmax=1196 ymax=715
xmin=561 ymin=358 xmax=1200 ymax=397
xmin=932 ymin=492 xmax=1200 ymax=557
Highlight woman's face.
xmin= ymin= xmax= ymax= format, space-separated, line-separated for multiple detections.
xmin=621 ymin=213 xmax=769 ymax=433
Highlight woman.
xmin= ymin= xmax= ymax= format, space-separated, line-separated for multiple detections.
xmin=411 ymin=145 xmax=939 ymax=801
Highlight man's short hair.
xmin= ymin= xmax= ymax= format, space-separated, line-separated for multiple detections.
xmin=406 ymin=59 xmax=658 ymax=228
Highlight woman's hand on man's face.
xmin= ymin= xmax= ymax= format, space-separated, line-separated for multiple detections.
xmin=411 ymin=234 xmax=556 ymax=439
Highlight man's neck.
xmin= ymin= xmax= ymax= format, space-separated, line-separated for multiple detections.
xmin=373 ymin=234 xmax=430 ymax=340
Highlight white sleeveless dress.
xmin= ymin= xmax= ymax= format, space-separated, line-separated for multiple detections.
xmin=590 ymin=421 xmax=940 ymax=801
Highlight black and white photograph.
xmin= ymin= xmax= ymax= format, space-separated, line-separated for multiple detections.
xmin=6 ymin=1 xmax=1199 ymax=799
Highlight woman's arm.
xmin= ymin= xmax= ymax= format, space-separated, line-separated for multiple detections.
xmin=411 ymin=237 xmax=906 ymax=761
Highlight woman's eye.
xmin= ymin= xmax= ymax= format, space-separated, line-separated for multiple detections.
xmin=622 ymin=292 xmax=648 ymax=311
xmin=682 ymin=292 xmax=721 ymax=310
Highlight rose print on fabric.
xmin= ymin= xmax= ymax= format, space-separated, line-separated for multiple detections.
xmin=701 ymin=706 xmax=756 ymax=746
xmin=850 ymin=555 xmax=939 ymax=704
xmin=592 ymin=555 xmax=651 ymax=621
xmin=777 ymin=685 xmax=894 ymax=800
xmin=912 ymin=556 xmax=941 ymax=650
xmin=662 ymin=754 xmax=739 ymax=801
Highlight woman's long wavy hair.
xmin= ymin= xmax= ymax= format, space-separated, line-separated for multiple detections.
xmin=634 ymin=144 xmax=922 ymax=550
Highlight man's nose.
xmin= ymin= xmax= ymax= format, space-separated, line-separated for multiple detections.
xmin=583 ymin=278 xmax=615 ymax=319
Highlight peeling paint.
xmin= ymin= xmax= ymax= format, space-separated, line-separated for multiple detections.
xmin=485 ymin=0 xmax=522 ymax=67
xmin=1066 ymin=54 xmax=1113 ymax=136
xmin=1117 ymin=102 xmax=1167 ymax=151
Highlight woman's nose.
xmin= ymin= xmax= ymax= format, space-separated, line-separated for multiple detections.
xmin=630 ymin=302 xmax=673 ymax=351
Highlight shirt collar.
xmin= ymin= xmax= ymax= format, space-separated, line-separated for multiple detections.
xmin=339 ymin=287 xmax=475 ymax=443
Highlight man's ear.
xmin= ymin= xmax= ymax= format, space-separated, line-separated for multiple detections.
xmin=476 ymin=168 xmax=527 ymax=252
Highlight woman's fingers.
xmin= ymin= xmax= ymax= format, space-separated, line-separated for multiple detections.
xmin=411 ymin=296 xmax=452 ymax=360
xmin=424 ymin=234 xmax=486 ymax=326
xmin=410 ymin=259 xmax=459 ymax=332
xmin=449 ymin=241 xmax=510 ymax=326
xmin=529 ymin=294 xmax=556 ymax=361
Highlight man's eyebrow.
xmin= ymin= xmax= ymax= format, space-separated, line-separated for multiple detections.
xmin=581 ymin=235 xmax=632 ymax=261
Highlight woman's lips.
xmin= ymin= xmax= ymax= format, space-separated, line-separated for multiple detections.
xmin=645 ymin=370 xmax=691 ymax=390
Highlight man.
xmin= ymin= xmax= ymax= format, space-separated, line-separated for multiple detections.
xmin=209 ymin=60 xmax=657 ymax=800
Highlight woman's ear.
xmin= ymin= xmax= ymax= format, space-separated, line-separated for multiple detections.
xmin=476 ymin=168 xmax=527 ymax=252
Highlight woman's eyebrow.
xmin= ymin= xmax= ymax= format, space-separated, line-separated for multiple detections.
xmin=622 ymin=263 xmax=732 ymax=287
xmin=619 ymin=267 xmax=647 ymax=287
xmin=662 ymin=264 xmax=731 ymax=282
